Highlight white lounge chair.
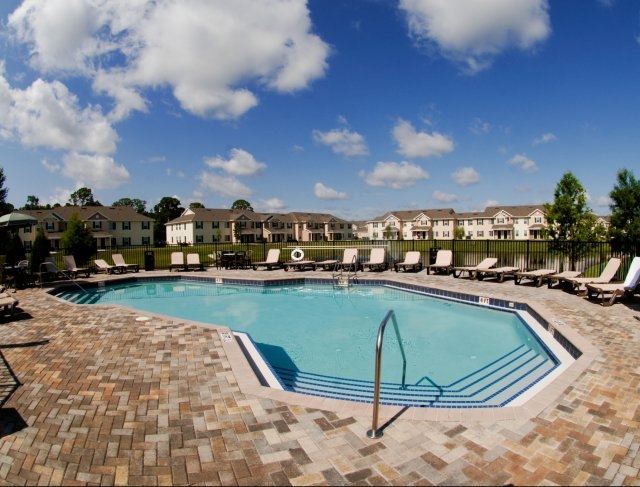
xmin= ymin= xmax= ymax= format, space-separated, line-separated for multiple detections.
xmin=94 ymin=259 xmax=123 ymax=274
xmin=394 ymin=251 xmax=422 ymax=273
xmin=63 ymin=255 xmax=91 ymax=278
xmin=514 ymin=268 xmax=558 ymax=287
xmin=252 ymin=249 xmax=283 ymax=271
xmin=564 ymin=257 xmax=621 ymax=293
xmin=586 ymin=257 xmax=640 ymax=306
xmin=0 ymin=292 xmax=19 ymax=318
xmin=186 ymin=253 xmax=204 ymax=271
xmin=452 ymin=257 xmax=497 ymax=279
xmin=169 ymin=252 xmax=185 ymax=272
xmin=545 ymin=270 xmax=582 ymax=288
xmin=316 ymin=248 xmax=361 ymax=271
xmin=426 ymin=250 xmax=452 ymax=275
xmin=362 ymin=248 xmax=387 ymax=271
xmin=112 ymin=253 xmax=139 ymax=273
xmin=476 ymin=266 xmax=521 ymax=283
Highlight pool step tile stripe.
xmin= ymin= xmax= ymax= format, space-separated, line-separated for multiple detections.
xmin=273 ymin=346 xmax=556 ymax=408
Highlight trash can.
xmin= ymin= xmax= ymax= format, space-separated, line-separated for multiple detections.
xmin=429 ymin=247 xmax=440 ymax=265
xmin=144 ymin=250 xmax=155 ymax=271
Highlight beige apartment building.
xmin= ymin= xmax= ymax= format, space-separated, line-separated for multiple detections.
xmin=363 ymin=205 xmax=550 ymax=241
xmin=17 ymin=206 xmax=155 ymax=250
xmin=165 ymin=208 xmax=353 ymax=244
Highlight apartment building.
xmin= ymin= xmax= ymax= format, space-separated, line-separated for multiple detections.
xmin=165 ymin=208 xmax=353 ymax=244
xmin=17 ymin=206 xmax=155 ymax=250
xmin=363 ymin=205 xmax=550 ymax=241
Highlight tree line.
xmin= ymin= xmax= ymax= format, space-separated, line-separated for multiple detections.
xmin=1 ymin=163 xmax=639 ymax=269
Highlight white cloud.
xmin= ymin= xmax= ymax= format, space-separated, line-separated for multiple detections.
xmin=399 ymin=0 xmax=551 ymax=74
xmin=314 ymin=182 xmax=348 ymax=200
xmin=8 ymin=0 xmax=330 ymax=121
xmin=198 ymin=172 xmax=252 ymax=198
xmin=392 ymin=119 xmax=454 ymax=158
xmin=532 ymin=132 xmax=557 ymax=145
xmin=312 ymin=128 xmax=369 ymax=157
xmin=204 ymin=148 xmax=267 ymax=176
xmin=360 ymin=161 xmax=429 ymax=189
xmin=256 ymin=198 xmax=286 ymax=212
xmin=451 ymin=167 xmax=480 ymax=186
xmin=61 ymin=152 xmax=130 ymax=189
xmin=432 ymin=190 xmax=458 ymax=203
xmin=508 ymin=154 xmax=538 ymax=172
xmin=470 ymin=117 xmax=491 ymax=135
xmin=1 ymin=75 xmax=118 ymax=154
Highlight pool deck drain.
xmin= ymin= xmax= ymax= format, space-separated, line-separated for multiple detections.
xmin=0 ymin=268 xmax=638 ymax=485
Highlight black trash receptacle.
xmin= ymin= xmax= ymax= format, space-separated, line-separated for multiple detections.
xmin=429 ymin=247 xmax=440 ymax=265
xmin=144 ymin=250 xmax=155 ymax=271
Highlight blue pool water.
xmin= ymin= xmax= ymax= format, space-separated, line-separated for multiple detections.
xmin=55 ymin=279 xmax=561 ymax=407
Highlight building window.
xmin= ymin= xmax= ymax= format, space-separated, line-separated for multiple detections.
xmin=497 ymin=218 xmax=505 ymax=224
xmin=122 ymin=221 xmax=131 ymax=230
xmin=122 ymin=237 xmax=131 ymax=246
xmin=534 ymin=217 xmax=542 ymax=223
xmin=142 ymin=237 xmax=150 ymax=245
xmin=110 ymin=238 xmax=117 ymax=246
xmin=109 ymin=222 xmax=116 ymax=230
xmin=142 ymin=221 xmax=150 ymax=230
xmin=443 ymin=231 xmax=450 ymax=238
xmin=467 ymin=220 xmax=473 ymax=225
xmin=195 ymin=221 xmax=203 ymax=229
xmin=477 ymin=231 xmax=484 ymax=237
xmin=196 ymin=235 xmax=203 ymax=243
xmin=46 ymin=222 xmax=55 ymax=231
xmin=443 ymin=221 xmax=449 ymax=226
xmin=477 ymin=219 xmax=483 ymax=225
xmin=92 ymin=221 xmax=102 ymax=230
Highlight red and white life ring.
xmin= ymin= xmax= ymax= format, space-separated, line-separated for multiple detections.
xmin=291 ymin=248 xmax=304 ymax=261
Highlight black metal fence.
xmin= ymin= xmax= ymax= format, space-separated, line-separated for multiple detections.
xmin=16 ymin=239 xmax=640 ymax=279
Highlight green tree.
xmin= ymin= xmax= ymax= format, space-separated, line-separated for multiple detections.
xmin=189 ymin=202 xmax=205 ymax=209
xmin=454 ymin=226 xmax=465 ymax=239
xmin=113 ymin=197 xmax=147 ymax=214
xmin=4 ymin=233 xmax=26 ymax=266
xmin=68 ymin=187 xmax=101 ymax=206
xmin=152 ymin=197 xmax=184 ymax=243
xmin=608 ymin=168 xmax=640 ymax=249
xmin=30 ymin=228 xmax=51 ymax=274
xmin=21 ymin=195 xmax=44 ymax=210
xmin=543 ymin=172 xmax=600 ymax=270
xmin=383 ymin=225 xmax=394 ymax=239
xmin=0 ymin=166 xmax=14 ymax=216
xmin=60 ymin=212 xmax=95 ymax=266
xmin=231 ymin=199 xmax=253 ymax=211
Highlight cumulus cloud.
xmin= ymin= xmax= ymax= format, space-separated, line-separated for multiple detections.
xmin=399 ymin=0 xmax=551 ymax=74
xmin=204 ymin=148 xmax=267 ymax=176
xmin=508 ymin=154 xmax=538 ymax=172
xmin=451 ymin=166 xmax=480 ymax=186
xmin=314 ymin=182 xmax=348 ymax=200
xmin=312 ymin=128 xmax=369 ymax=157
xmin=0 ymin=75 xmax=118 ymax=154
xmin=198 ymin=172 xmax=252 ymax=198
xmin=61 ymin=152 xmax=130 ymax=189
xmin=432 ymin=190 xmax=458 ymax=203
xmin=8 ymin=0 xmax=330 ymax=121
xmin=393 ymin=119 xmax=454 ymax=159
xmin=359 ymin=161 xmax=429 ymax=189
xmin=256 ymin=198 xmax=287 ymax=212
xmin=532 ymin=132 xmax=557 ymax=145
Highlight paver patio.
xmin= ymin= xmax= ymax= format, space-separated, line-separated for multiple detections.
xmin=1 ymin=267 xmax=639 ymax=486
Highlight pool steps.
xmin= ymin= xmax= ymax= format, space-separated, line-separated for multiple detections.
xmin=273 ymin=344 xmax=555 ymax=408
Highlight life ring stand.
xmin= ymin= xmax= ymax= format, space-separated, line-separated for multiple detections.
xmin=291 ymin=248 xmax=304 ymax=261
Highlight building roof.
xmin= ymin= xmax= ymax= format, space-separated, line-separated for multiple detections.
xmin=20 ymin=206 xmax=154 ymax=222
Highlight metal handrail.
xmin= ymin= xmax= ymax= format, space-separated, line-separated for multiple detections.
xmin=367 ymin=309 xmax=406 ymax=439
xmin=332 ymin=254 xmax=359 ymax=287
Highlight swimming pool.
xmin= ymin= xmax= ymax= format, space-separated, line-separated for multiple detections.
xmin=54 ymin=277 xmax=574 ymax=408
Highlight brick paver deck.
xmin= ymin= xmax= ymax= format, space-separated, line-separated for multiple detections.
xmin=1 ymin=267 xmax=639 ymax=486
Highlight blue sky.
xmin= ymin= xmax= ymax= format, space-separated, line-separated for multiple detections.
xmin=0 ymin=0 xmax=638 ymax=221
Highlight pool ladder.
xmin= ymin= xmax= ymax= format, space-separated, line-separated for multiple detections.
xmin=367 ymin=309 xmax=407 ymax=439
xmin=332 ymin=255 xmax=359 ymax=288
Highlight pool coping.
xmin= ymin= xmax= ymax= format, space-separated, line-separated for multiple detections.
xmin=48 ymin=274 xmax=598 ymax=423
